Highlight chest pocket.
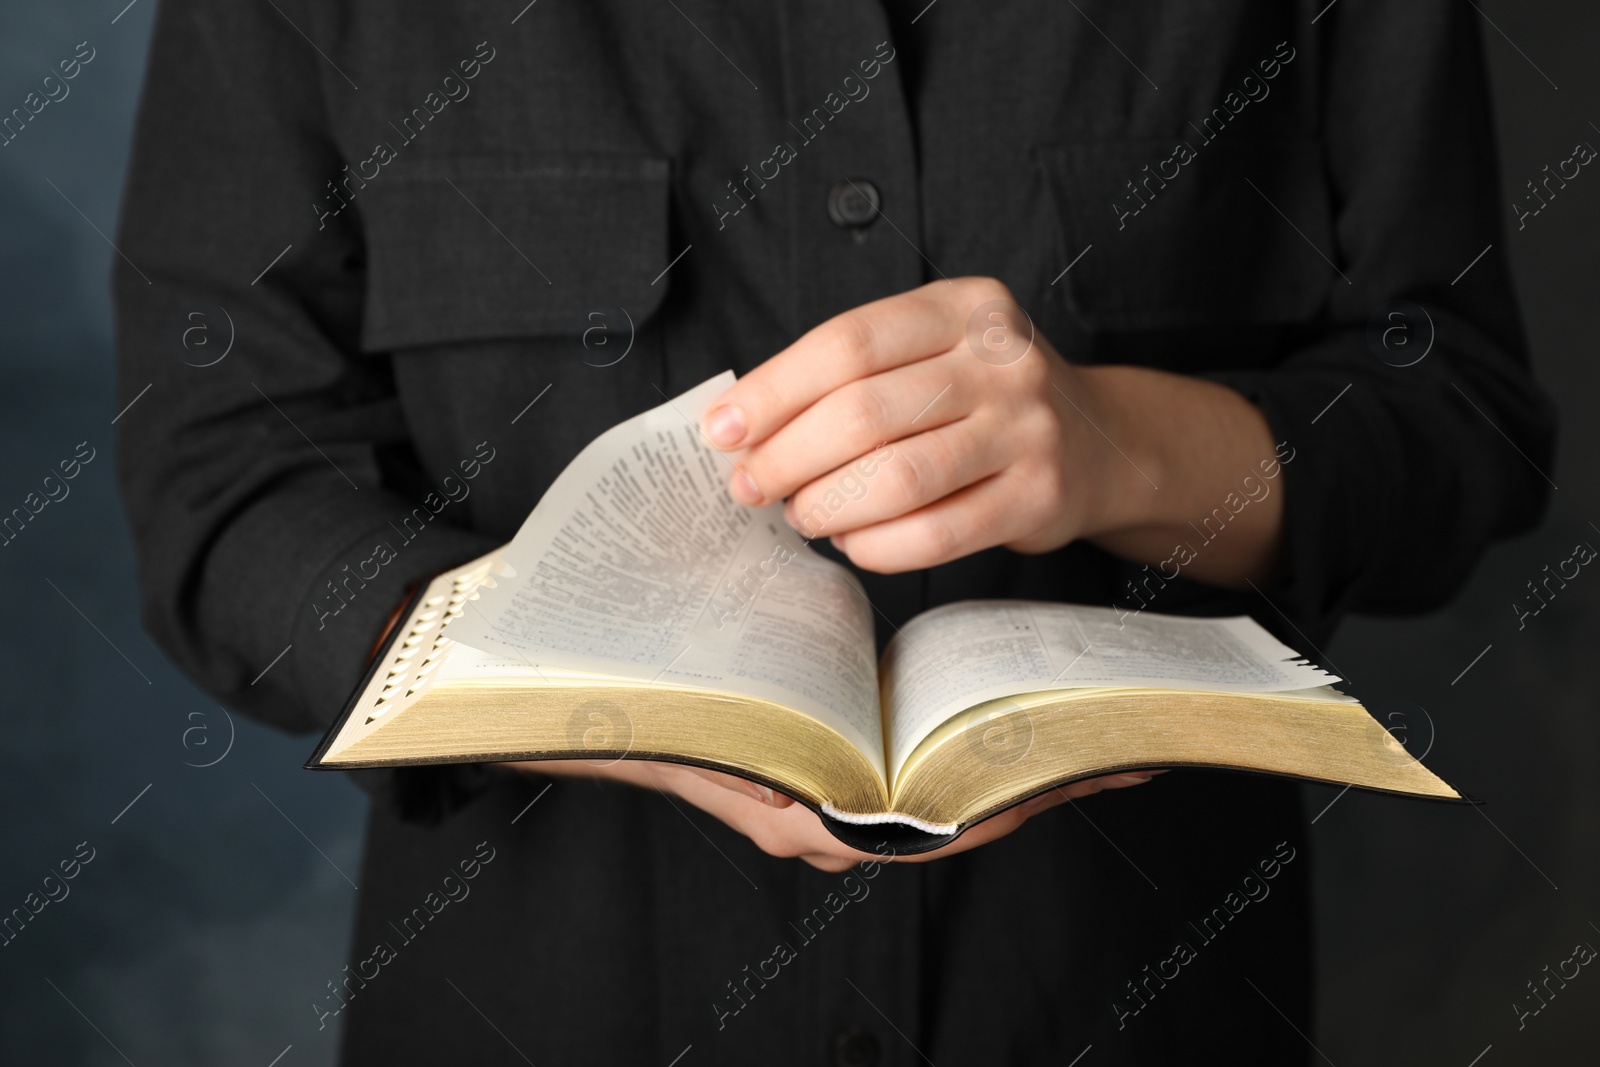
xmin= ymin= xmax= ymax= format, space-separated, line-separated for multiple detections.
xmin=358 ymin=154 xmax=672 ymax=352
xmin=1037 ymin=137 xmax=1336 ymax=334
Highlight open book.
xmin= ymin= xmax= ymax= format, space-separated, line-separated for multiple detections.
xmin=308 ymin=373 xmax=1465 ymax=853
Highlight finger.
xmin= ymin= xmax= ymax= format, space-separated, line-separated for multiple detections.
xmin=677 ymin=765 xmax=795 ymax=807
xmin=784 ymin=418 xmax=1006 ymax=538
xmin=831 ymin=467 xmax=1045 ymax=573
xmin=801 ymin=852 xmax=862 ymax=873
xmin=1097 ymin=773 xmax=1157 ymax=789
xmin=703 ymin=279 xmax=995 ymax=450
xmin=1026 ymin=773 xmax=1159 ymax=813
xmin=731 ymin=354 xmax=970 ymax=506
xmin=661 ymin=768 xmax=877 ymax=863
xmin=753 ymin=801 xmax=884 ymax=863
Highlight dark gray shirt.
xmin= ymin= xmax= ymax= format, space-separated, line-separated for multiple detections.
xmin=114 ymin=1 xmax=1553 ymax=1062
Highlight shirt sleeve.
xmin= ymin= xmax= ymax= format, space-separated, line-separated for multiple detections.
xmin=113 ymin=0 xmax=500 ymax=820
xmin=1203 ymin=0 xmax=1557 ymax=624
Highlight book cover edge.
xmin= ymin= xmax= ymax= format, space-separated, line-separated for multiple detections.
xmin=304 ymin=581 xmax=433 ymax=771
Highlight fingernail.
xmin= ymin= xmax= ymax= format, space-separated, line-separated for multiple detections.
xmin=730 ymin=467 xmax=762 ymax=505
xmin=704 ymin=405 xmax=747 ymax=448
xmin=750 ymin=783 xmax=776 ymax=804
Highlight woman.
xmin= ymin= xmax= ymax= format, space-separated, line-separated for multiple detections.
xmin=115 ymin=0 xmax=1552 ymax=1062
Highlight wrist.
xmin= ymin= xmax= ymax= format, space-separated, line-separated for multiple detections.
xmin=1069 ymin=365 xmax=1286 ymax=588
xmin=1063 ymin=364 xmax=1169 ymax=540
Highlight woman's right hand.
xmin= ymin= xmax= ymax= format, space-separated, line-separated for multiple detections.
xmin=508 ymin=758 xmax=1160 ymax=872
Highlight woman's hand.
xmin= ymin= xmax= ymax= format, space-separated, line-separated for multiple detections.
xmin=510 ymin=758 xmax=1160 ymax=872
xmin=701 ymin=277 xmax=1286 ymax=587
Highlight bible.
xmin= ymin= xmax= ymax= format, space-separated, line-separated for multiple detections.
xmin=307 ymin=373 xmax=1466 ymax=854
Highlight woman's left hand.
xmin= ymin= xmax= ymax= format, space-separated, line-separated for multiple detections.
xmin=701 ymin=277 xmax=1126 ymax=573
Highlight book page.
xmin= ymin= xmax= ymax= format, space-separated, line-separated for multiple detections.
xmin=434 ymin=643 xmax=660 ymax=685
xmin=879 ymin=600 xmax=1339 ymax=784
xmin=445 ymin=373 xmax=884 ymax=770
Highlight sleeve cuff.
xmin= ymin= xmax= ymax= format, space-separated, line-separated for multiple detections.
xmin=1200 ymin=355 xmax=1405 ymax=628
xmin=289 ymin=513 xmax=502 ymax=824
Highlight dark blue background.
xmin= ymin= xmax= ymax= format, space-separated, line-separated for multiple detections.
xmin=1 ymin=3 xmax=1594 ymax=1064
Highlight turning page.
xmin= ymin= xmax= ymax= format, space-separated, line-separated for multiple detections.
xmin=879 ymin=600 xmax=1339 ymax=784
xmin=446 ymin=373 xmax=884 ymax=768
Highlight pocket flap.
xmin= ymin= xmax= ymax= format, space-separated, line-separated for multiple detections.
xmin=1038 ymin=138 xmax=1335 ymax=333
xmin=358 ymin=155 xmax=671 ymax=351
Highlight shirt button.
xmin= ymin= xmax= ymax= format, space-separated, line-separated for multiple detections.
xmin=828 ymin=180 xmax=881 ymax=228
xmin=831 ymin=1025 xmax=881 ymax=1067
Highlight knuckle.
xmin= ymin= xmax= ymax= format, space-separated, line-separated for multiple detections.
xmin=892 ymin=434 xmax=962 ymax=508
xmin=1002 ymin=401 xmax=1053 ymax=461
xmin=746 ymin=825 xmax=798 ymax=859
xmin=836 ymin=380 xmax=889 ymax=435
xmin=826 ymin=312 xmax=878 ymax=376
xmin=1040 ymin=449 xmax=1069 ymax=498
xmin=914 ymin=513 xmax=964 ymax=563
xmin=982 ymin=277 xmax=1015 ymax=304
xmin=1013 ymin=348 xmax=1052 ymax=390
xmin=883 ymin=446 xmax=929 ymax=504
xmin=1033 ymin=465 xmax=1067 ymax=515
xmin=961 ymin=275 xmax=1012 ymax=307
